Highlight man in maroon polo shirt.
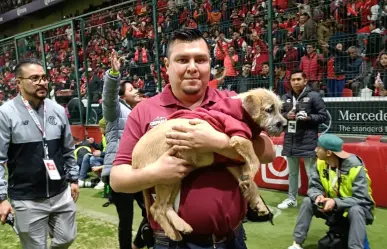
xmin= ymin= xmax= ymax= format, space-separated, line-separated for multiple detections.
xmin=110 ymin=28 xmax=276 ymax=249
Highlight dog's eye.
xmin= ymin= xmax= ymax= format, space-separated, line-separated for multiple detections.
xmin=265 ymin=105 xmax=274 ymax=113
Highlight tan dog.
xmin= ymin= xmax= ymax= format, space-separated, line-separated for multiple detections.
xmin=132 ymin=88 xmax=287 ymax=241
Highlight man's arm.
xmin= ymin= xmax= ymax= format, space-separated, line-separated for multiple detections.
xmin=102 ymin=70 xmax=121 ymax=122
xmin=334 ymin=167 xmax=374 ymax=210
xmin=110 ymin=110 xmax=193 ymax=193
xmin=0 ymin=111 xmax=10 ymax=201
xmin=307 ymin=165 xmax=325 ymax=201
xmin=110 ymin=108 xmax=157 ymax=193
xmin=61 ymin=111 xmax=79 ymax=183
xmin=305 ymin=93 xmax=328 ymax=124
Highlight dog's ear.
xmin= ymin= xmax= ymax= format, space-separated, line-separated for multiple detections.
xmin=242 ymin=93 xmax=262 ymax=121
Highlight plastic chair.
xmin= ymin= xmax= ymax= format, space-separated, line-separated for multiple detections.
xmin=342 ymin=88 xmax=353 ymax=97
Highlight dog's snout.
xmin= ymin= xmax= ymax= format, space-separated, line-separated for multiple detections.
xmin=276 ymin=121 xmax=286 ymax=129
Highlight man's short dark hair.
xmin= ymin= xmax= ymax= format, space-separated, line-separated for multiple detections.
xmin=290 ymin=69 xmax=307 ymax=79
xmin=166 ymin=28 xmax=210 ymax=58
xmin=262 ymin=61 xmax=269 ymax=67
xmin=276 ymin=62 xmax=286 ymax=70
xmin=14 ymin=58 xmax=43 ymax=77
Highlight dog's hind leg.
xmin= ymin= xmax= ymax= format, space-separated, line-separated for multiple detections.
xmin=165 ymin=183 xmax=193 ymax=235
xmin=229 ymin=136 xmax=260 ymax=190
xmin=151 ymin=185 xmax=183 ymax=241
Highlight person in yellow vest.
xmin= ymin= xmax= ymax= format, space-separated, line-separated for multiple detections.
xmin=288 ymin=134 xmax=375 ymax=249
xmin=78 ymin=118 xmax=107 ymax=189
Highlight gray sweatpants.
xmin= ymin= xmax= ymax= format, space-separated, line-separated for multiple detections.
xmin=293 ymin=197 xmax=368 ymax=249
xmin=286 ymin=157 xmax=316 ymax=201
xmin=10 ymin=186 xmax=77 ymax=249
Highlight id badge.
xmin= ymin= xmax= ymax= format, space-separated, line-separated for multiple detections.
xmin=43 ymin=159 xmax=61 ymax=180
xmin=288 ymin=120 xmax=297 ymax=133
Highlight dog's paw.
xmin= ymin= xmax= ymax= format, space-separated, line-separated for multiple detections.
xmin=251 ymin=200 xmax=270 ymax=216
xmin=166 ymin=229 xmax=183 ymax=241
xmin=174 ymin=220 xmax=193 ymax=234
xmin=239 ymin=175 xmax=251 ymax=191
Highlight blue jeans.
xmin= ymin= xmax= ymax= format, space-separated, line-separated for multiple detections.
xmin=154 ymin=225 xmax=247 ymax=249
xmin=327 ymin=79 xmax=346 ymax=97
xmin=79 ymin=154 xmax=104 ymax=180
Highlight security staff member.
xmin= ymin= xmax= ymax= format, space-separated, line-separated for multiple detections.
xmin=287 ymin=134 xmax=375 ymax=249
xmin=0 ymin=58 xmax=79 ymax=249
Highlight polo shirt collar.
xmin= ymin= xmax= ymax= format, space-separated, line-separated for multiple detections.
xmin=159 ymin=84 xmax=222 ymax=108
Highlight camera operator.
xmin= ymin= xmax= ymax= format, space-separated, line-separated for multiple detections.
xmin=287 ymin=134 xmax=374 ymax=249
xmin=278 ymin=70 xmax=328 ymax=210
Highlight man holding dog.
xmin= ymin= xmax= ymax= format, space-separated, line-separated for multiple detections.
xmin=288 ymin=134 xmax=374 ymax=249
xmin=278 ymin=70 xmax=328 ymax=210
xmin=110 ymin=28 xmax=276 ymax=249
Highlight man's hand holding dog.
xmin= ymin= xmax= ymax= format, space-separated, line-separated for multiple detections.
xmin=165 ymin=119 xmax=226 ymax=153
xmin=149 ymin=147 xmax=194 ymax=185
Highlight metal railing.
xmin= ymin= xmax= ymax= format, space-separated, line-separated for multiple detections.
xmin=0 ymin=0 xmax=386 ymax=136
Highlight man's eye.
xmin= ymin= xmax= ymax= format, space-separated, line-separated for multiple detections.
xmin=177 ymin=59 xmax=188 ymax=63
xmin=30 ymin=76 xmax=40 ymax=81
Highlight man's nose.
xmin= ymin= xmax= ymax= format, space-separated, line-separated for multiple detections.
xmin=187 ymin=59 xmax=198 ymax=73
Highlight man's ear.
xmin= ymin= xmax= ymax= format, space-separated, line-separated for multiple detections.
xmin=164 ymin=57 xmax=169 ymax=69
xmin=242 ymin=94 xmax=262 ymax=121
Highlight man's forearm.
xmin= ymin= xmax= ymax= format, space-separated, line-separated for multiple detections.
xmin=213 ymin=133 xmax=240 ymax=160
xmin=0 ymin=164 xmax=7 ymax=200
xmin=110 ymin=164 xmax=159 ymax=193
xmin=213 ymin=133 xmax=276 ymax=164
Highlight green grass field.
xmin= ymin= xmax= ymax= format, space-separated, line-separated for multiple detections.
xmin=1 ymin=188 xmax=386 ymax=249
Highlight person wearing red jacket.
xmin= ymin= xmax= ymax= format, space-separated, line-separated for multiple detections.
xmin=299 ymin=43 xmax=323 ymax=93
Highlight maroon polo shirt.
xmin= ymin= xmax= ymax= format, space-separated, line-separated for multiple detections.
xmin=113 ymin=84 xmax=247 ymax=236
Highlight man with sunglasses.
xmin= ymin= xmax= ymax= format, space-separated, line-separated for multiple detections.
xmin=0 ymin=58 xmax=79 ymax=249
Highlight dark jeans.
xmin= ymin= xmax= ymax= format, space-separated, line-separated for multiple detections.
xmin=154 ymin=225 xmax=248 ymax=249
xmin=111 ymin=190 xmax=147 ymax=249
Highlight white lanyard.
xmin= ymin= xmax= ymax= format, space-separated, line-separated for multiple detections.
xmin=328 ymin=165 xmax=340 ymax=196
xmin=21 ymin=95 xmax=49 ymax=159
xmin=292 ymin=88 xmax=306 ymax=110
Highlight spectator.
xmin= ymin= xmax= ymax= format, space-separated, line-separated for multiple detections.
xmin=235 ymin=62 xmax=255 ymax=93
xmin=299 ymin=43 xmax=323 ymax=92
xmin=102 ymin=51 xmax=146 ymax=249
xmin=274 ymin=62 xmax=290 ymax=96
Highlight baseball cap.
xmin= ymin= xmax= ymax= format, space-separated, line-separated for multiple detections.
xmin=317 ymin=134 xmax=350 ymax=159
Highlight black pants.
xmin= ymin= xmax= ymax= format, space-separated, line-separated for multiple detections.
xmin=111 ymin=190 xmax=147 ymax=249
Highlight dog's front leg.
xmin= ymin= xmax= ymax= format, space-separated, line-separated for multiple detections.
xmin=229 ymin=136 xmax=260 ymax=189
xmin=227 ymin=167 xmax=270 ymax=216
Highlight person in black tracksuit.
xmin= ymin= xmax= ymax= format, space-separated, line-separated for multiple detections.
xmin=277 ymin=70 xmax=328 ymax=210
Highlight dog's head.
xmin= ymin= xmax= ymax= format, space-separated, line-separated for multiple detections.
xmin=239 ymin=88 xmax=287 ymax=136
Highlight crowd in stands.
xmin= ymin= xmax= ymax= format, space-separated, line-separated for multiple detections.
xmin=1 ymin=0 xmax=387 ymax=117
xmin=0 ymin=0 xmax=32 ymax=14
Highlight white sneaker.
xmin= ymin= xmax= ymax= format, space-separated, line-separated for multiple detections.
xmin=78 ymin=180 xmax=85 ymax=188
xmin=288 ymin=243 xmax=303 ymax=249
xmin=277 ymin=198 xmax=297 ymax=209
xmin=94 ymin=181 xmax=105 ymax=190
